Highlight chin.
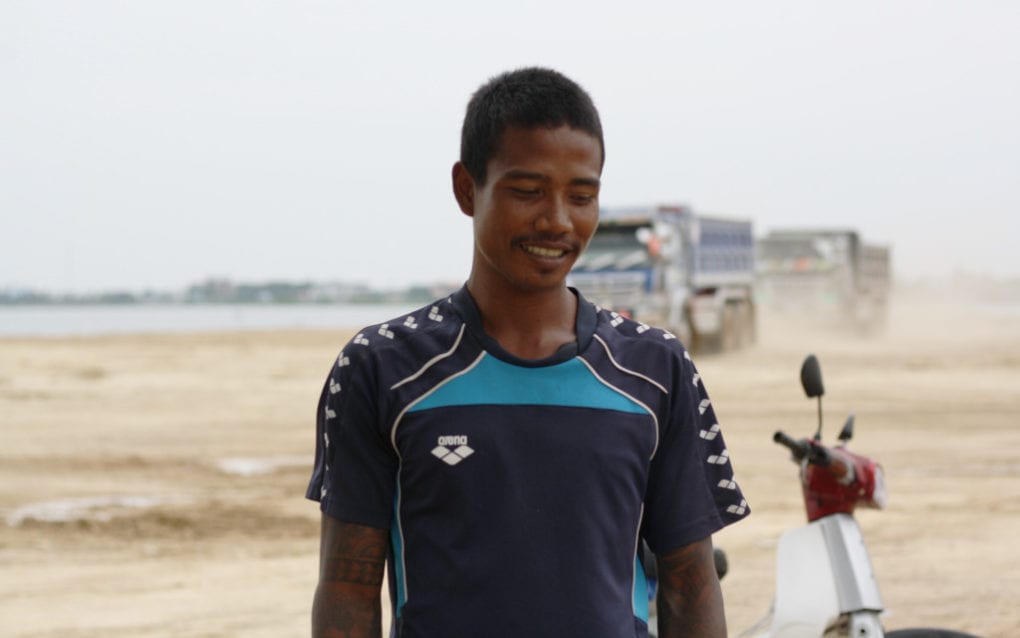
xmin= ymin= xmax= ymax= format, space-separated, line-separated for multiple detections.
xmin=513 ymin=274 xmax=570 ymax=293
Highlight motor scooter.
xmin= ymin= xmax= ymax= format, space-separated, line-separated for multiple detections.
xmin=646 ymin=354 xmax=981 ymax=638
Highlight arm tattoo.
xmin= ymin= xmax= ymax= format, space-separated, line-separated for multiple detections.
xmin=313 ymin=516 xmax=388 ymax=637
xmin=321 ymin=554 xmax=385 ymax=587
xmin=656 ymin=542 xmax=712 ymax=595
xmin=655 ymin=538 xmax=727 ymax=638
xmin=319 ymin=519 xmax=388 ymax=586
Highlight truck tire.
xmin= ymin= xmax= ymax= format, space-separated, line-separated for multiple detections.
xmin=732 ymin=303 xmax=746 ymax=349
xmin=742 ymin=300 xmax=758 ymax=345
xmin=720 ymin=304 xmax=739 ymax=352
xmin=744 ymin=302 xmax=757 ymax=346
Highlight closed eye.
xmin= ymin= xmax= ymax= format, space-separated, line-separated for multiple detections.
xmin=510 ymin=187 xmax=541 ymax=196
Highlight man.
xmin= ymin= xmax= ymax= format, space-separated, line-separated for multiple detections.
xmin=307 ymin=67 xmax=749 ymax=637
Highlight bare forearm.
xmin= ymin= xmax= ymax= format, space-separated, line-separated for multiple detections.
xmin=657 ymin=585 xmax=726 ymax=637
xmin=312 ymin=582 xmax=382 ymax=638
xmin=313 ymin=515 xmax=388 ymax=638
xmin=655 ymin=538 xmax=727 ymax=638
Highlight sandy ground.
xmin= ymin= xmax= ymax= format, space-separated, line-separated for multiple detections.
xmin=1 ymin=289 xmax=1018 ymax=637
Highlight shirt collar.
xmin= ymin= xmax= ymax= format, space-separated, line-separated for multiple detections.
xmin=449 ymin=284 xmax=596 ymax=367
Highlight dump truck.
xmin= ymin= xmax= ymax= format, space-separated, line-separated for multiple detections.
xmin=755 ymin=229 xmax=891 ymax=332
xmin=568 ymin=204 xmax=756 ymax=352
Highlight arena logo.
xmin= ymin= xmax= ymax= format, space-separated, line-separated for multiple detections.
xmin=431 ymin=435 xmax=474 ymax=466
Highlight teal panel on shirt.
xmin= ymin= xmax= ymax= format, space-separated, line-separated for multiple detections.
xmin=633 ymin=553 xmax=649 ymax=623
xmin=390 ymin=492 xmax=406 ymax=617
xmin=409 ymin=355 xmax=646 ymax=414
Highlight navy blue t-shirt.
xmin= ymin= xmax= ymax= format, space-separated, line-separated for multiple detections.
xmin=307 ymin=286 xmax=748 ymax=638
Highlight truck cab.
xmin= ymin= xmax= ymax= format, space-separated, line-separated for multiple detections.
xmin=570 ymin=205 xmax=756 ymax=352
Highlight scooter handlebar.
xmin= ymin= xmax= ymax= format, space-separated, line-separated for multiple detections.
xmin=773 ymin=430 xmax=807 ymax=458
xmin=773 ymin=431 xmax=832 ymax=466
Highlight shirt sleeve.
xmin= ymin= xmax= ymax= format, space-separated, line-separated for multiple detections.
xmin=305 ymin=342 xmax=399 ymax=529
xmin=641 ymin=347 xmax=750 ymax=555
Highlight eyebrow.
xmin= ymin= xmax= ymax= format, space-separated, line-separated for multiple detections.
xmin=503 ymin=170 xmax=601 ymax=188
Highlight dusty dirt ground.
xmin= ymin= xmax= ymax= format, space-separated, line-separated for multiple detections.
xmin=1 ymin=289 xmax=1018 ymax=637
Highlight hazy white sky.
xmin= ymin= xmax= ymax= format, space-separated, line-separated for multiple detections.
xmin=2 ymin=1 xmax=1018 ymax=293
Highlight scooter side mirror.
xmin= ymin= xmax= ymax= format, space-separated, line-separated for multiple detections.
xmin=801 ymin=354 xmax=825 ymax=398
xmin=838 ymin=414 xmax=855 ymax=442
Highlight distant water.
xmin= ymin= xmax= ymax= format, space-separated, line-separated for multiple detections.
xmin=0 ymin=303 xmax=422 ymax=337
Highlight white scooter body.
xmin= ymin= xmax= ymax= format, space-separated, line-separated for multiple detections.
xmin=743 ymin=513 xmax=885 ymax=638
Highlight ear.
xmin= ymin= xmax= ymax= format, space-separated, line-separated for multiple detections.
xmin=451 ymin=162 xmax=476 ymax=217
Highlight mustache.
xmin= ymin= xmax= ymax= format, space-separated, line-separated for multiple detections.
xmin=512 ymin=234 xmax=581 ymax=251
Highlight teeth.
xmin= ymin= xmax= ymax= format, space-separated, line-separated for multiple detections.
xmin=524 ymin=245 xmax=565 ymax=258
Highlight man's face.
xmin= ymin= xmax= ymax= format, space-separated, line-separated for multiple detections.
xmin=454 ymin=125 xmax=602 ymax=294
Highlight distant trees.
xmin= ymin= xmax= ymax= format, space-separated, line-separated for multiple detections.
xmin=0 ymin=278 xmax=457 ymax=305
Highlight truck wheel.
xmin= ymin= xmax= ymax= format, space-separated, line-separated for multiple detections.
xmin=720 ymin=304 xmax=739 ymax=352
xmin=732 ymin=304 xmax=746 ymax=349
xmin=745 ymin=303 xmax=757 ymax=345
xmin=740 ymin=302 xmax=757 ymax=346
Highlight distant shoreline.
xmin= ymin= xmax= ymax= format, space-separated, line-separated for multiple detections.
xmin=0 ymin=302 xmax=420 ymax=338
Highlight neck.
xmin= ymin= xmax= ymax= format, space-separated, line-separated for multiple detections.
xmin=465 ymin=278 xmax=578 ymax=360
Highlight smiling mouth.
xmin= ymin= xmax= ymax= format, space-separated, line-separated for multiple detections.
xmin=523 ymin=245 xmax=567 ymax=258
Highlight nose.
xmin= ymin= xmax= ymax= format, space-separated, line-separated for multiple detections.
xmin=535 ymin=194 xmax=572 ymax=234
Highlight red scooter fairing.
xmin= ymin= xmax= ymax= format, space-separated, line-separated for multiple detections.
xmin=800 ymin=441 xmax=887 ymax=522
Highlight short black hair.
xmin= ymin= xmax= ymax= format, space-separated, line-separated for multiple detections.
xmin=459 ymin=67 xmax=605 ymax=185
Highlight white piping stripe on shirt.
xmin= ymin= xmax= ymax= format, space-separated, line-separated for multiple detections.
xmin=388 ymin=349 xmax=486 ymax=609
xmin=576 ymin=356 xmax=660 ymax=460
xmin=392 ymin=470 xmax=407 ymax=613
xmin=632 ymin=502 xmax=646 ymax=621
xmin=592 ymin=333 xmax=670 ymax=395
xmin=390 ymin=323 xmax=467 ymax=390
xmin=389 ymin=349 xmax=486 ymax=452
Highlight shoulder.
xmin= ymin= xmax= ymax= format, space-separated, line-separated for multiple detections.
xmin=580 ymin=306 xmax=700 ymax=403
xmin=346 ymin=297 xmax=459 ymax=352
xmin=331 ymin=296 xmax=466 ymax=384
xmin=590 ymin=306 xmax=692 ymax=367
